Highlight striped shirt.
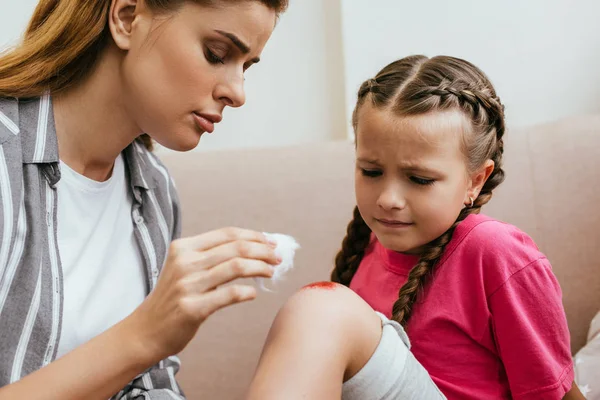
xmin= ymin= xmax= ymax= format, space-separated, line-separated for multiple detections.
xmin=0 ymin=96 xmax=185 ymax=399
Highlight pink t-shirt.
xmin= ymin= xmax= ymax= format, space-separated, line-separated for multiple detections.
xmin=350 ymin=214 xmax=574 ymax=400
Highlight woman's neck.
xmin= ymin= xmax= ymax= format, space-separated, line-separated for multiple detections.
xmin=53 ymin=43 xmax=141 ymax=182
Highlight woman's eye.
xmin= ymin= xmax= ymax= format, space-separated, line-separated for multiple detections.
xmin=410 ymin=176 xmax=435 ymax=186
xmin=361 ymin=168 xmax=382 ymax=178
xmin=206 ymin=49 xmax=225 ymax=65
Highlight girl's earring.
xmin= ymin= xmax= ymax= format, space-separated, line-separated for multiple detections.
xmin=468 ymin=196 xmax=475 ymax=208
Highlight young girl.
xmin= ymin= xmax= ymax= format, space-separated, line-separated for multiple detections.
xmin=245 ymin=55 xmax=584 ymax=399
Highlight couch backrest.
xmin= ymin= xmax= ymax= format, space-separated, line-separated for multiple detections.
xmin=161 ymin=115 xmax=600 ymax=398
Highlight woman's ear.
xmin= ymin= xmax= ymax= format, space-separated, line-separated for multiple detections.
xmin=465 ymin=159 xmax=494 ymax=205
xmin=108 ymin=0 xmax=140 ymax=50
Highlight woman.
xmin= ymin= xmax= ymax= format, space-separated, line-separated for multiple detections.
xmin=0 ymin=0 xmax=287 ymax=398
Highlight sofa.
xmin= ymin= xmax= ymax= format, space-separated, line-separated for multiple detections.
xmin=161 ymin=114 xmax=600 ymax=399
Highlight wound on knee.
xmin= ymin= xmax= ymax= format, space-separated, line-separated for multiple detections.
xmin=301 ymin=281 xmax=341 ymax=291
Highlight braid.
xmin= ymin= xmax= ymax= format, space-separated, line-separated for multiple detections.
xmin=391 ymin=206 xmax=478 ymax=326
xmin=419 ymin=81 xmax=505 ymax=135
xmin=331 ymin=206 xmax=372 ymax=286
xmin=419 ymin=82 xmax=503 ymax=128
xmin=391 ymin=81 xmax=506 ymax=328
xmin=417 ymin=81 xmax=506 ymax=207
xmin=358 ymin=78 xmax=378 ymax=98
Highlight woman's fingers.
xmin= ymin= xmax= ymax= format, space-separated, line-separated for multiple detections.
xmin=176 ymin=227 xmax=274 ymax=253
xmin=193 ymin=284 xmax=258 ymax=320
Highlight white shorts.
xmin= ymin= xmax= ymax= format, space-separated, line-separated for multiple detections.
xmin=342 ymin=312 xmax=446 ymax=400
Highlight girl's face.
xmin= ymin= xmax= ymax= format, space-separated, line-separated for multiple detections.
xmin=113 ymin=1 xmax=276 ymax=151
xmin=354 ymin=103 xmax=486 ymax=254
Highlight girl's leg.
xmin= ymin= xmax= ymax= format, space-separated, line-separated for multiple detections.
xmin=245 ymin=282 xmax=383 ymax=400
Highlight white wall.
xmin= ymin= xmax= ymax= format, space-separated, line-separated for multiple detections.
xmin=0 ymin=0 xmax=347 ymax=151
xmin=196 ymin=0 xmax=347 ymax=151
xmin=0 ymin=0 xmax=38 ymax=49
xmin=340 ymin=0 xmax=600 ymax=137
xmin=4 ymin=1 xmax=600 ymax=149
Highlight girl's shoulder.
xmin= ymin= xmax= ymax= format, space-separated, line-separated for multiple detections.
xmin=443 ymin=214 xmax=550 ymax=290
xmin=453 ymin=213 xmax=541 ymax=255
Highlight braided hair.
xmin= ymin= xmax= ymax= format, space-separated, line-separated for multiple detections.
xmin=331 ymin=55 xmax=506 ymax=327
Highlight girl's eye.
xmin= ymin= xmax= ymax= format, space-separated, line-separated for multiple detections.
xmin=410 ymin=176 xmax=435 ymax=186
xmin=361 ymin=168 xmax=382 ymax=178
xmin=206 ymin=49 xmax=225 ymax=65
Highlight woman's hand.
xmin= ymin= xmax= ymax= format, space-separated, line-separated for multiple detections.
xmin=128 ymin=227 xmax=280 ymax=364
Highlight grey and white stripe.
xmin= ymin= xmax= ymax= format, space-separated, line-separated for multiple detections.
xmin=0 ymin=146 xmax=13 ymax=280
xmin=0 ymin=97 xmax=184 ymax=398
xmin=42 ymin=183 xmax=60 ymax=366
xmin=0 ymin=182 xmax=26 ymax=317
xmin=0 ymin=109 xmax=19 ymax=135
xmin=33 ymin=94 xmax=49 ymax=162
xmin=10 ymin=265 xmax=42 ymax=383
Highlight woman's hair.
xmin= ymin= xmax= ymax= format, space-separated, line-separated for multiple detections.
xmin=331 ymin=55 xmax=506 ymax=327
xmin=0 ymin=0 xmax=288 ymax=150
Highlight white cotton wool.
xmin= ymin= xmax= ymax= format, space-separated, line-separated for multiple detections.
xmin=255 ymin=232 xmax=300 ymax=292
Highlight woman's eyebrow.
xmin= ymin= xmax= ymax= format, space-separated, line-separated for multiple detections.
xmin=215 ymin=30 xmax=261 ymax=63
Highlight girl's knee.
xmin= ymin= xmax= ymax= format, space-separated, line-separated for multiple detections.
xmin=270 ymin=281 xmax=382 ymax=351
xmin=286 ymin=281 xmax=376 ymax=323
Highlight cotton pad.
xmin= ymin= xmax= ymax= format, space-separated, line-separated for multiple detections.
xmin=255 ymin=232 xmax=300 ymax=292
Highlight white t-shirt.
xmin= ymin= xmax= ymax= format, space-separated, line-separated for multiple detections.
xmin=55 ymin=154 xmax=147 ymax=359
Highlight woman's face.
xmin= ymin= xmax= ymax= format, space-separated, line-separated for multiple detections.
xmin=116 ymin=1 xmax=276 ymax=151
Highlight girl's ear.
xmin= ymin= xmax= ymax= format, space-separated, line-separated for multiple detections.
xmin=465 ymin=159 xmax=494 ymax=206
